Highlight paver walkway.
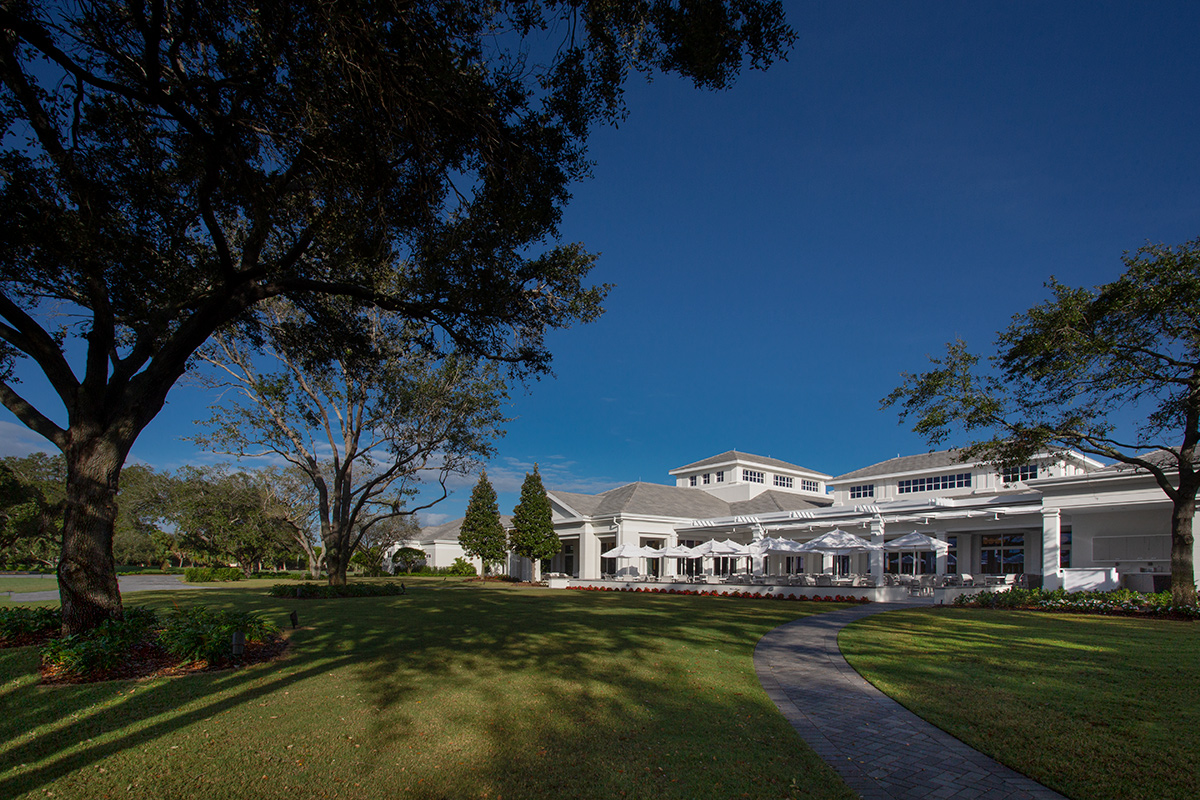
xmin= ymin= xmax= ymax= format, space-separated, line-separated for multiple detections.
xmin=754 ymin=601 xmax=1067 ymax=800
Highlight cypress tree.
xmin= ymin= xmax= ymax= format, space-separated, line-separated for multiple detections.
xmin=459 ymin=471 xmax=507 ymax=575
xmin=509 ymin=465 xmax=559 ymax=581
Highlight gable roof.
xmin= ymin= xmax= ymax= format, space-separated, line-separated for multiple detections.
xmin=670 ymin=450 xmax=826 ymax=476
xmin=551 ymin=481 xmax=734 ymax=520
xmin=729 ymin=490 xmax=831 ymax=515
xmin=832 ymin=450 xmax=968 ymax=482
xmin=417 ymin=515 xmax=513 ymax=544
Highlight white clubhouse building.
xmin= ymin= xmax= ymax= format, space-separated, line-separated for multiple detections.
xmin=414 ymin=448 xmax=1195 ymax=595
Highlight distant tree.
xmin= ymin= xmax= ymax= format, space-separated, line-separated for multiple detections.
xmin=0 ymin=453 xmax=64 ymax=568
xmin=509 ymin=465 xmax=559 ymax=581
xmin=391 ymin=547 xmax=428 ymax=574
xmin=884 ymin=239 xmax=1200 ymax=605
xmin=112 ymin=464 xmax=171 ymax=566
xmin=259 ymin=465 xmax=326 ymax=578
xmin=0 ymin=0 xmax=793 ymax=635
xmin=193 ymin=301 xmax=507 ymax=585
xmin=167 ymin=467 xmax=299 ymax=573
xmin=459 ymin=471 xmax=508 ymax=575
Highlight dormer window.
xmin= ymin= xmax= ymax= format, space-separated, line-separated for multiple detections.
xmin=703 ymin=473 xmax=711 ymax=485
xmin=715 ymin=471 xmax=724 ymax=483
xmin=849 ymin=484 xmax=874 ymax=499
xmin=1002 ymin=465 xmax=1039 ymax=484
xmin=774 ymin=475 xmax=794 ymax=488
xmin=744 ymin=469 xmax=764 ymax=484
xmin=689 ymin=475 xmax=697 ymax=486
xmin=801 ymin=479 xmax=819 ymax=492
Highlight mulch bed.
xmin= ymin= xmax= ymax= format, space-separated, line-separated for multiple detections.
xmin=0 ymin=632 xmax=291 ymax=685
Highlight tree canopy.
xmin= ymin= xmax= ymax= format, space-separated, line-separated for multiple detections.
xmin=884 ymin=239 xmax=1200 ymax=604
xmin=458 ymin=471 xmax=508 ymax=574
xmin=0 ymin=0 xmax=794 ymax=632
xmin=509 ymin=465 xmax=558 ymax=580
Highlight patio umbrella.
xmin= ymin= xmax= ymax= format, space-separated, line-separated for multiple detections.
xmin=752 ymin=537 xmax=806 ymax=554
xmin=797 ymin=529 xmax=882 ymax=553
xmin=883 ymin=531 xmax=949 ymax=575
xmin=599 ymin=543 xmax=654 ymax=559
xmin=797 ymin=530 xmax=881 ymax=576
xmin=659 ymin=544 xmax=698 ymax=558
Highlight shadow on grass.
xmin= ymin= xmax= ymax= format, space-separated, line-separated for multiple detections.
xmin=0 ymin=582 xmax=858 ymax=799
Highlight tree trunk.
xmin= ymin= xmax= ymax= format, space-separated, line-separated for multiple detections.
xmin=58 ymin=438 xmax=126 ymax=636
xmin=325 ymin=528 xmax=350 ymax=586
xmin=1170 ymin=495 xmax=1198 ymax=606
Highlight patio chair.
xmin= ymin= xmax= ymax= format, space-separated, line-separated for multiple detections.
xmin=815 ymin=574 xmax=833 ymax=587
xmin=960 ymin=573 xmax=976 ymax=586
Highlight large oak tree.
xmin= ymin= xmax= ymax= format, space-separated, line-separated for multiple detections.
xmin=885 ymin=239 xmax=1200 ymax=605
xmin=0 ymin=1 xmax=794 ymax=633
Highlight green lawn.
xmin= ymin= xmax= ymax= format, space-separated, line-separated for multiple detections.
xmin=0 ymin=576 xmax=60 ymax=594
xmin=839 ymin=607 xmax=1200 ymax=800
xmin=0 ymin=580 xmax=858 ymax=800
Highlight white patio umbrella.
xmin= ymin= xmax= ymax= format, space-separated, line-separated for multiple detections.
xmin=752 ymin=536 xmax=806 ymax=554
xmin=659 ymin=544 xmax=698 ymax=558
xmin=883 ymin=531 xmax=950 ymax=575
xmin=599 ymin=543 xmax=657 ymax=577
xmin=599 ymin=543 xmax=654 ymax=559
xmin=797 ymin=529 xmax=883 ymax=553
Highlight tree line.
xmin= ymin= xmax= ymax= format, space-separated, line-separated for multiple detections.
xmin=0 ymin=455 xmax=418 ymax=576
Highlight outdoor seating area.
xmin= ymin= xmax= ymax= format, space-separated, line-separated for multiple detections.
xmin=583 ymin=530 xmax=1026 ymax=602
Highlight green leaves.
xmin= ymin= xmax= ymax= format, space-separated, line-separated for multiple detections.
xmin=509 ymin=464 xmax=558 ymax=566
xmin=459 ymin=471 xmax=508 ymax=573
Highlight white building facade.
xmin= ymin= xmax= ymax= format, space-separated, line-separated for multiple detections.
xmin=536 ymin=449 xmax=1198 ymax=593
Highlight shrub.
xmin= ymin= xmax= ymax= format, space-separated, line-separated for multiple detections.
xmin=157 ymin=606 xmax=280 ymax=665
xmin=268 ymin=582 xmax=408 ymax=599
xmin=447 ymin=557 xmax=477 ymax=576
xmin=0 ymin=606 xmax=61 ymax=641
xmin=184 ymin=567 xmax=245 ymax=582
xmin=40 ymin=606 xmax=160 ymax=678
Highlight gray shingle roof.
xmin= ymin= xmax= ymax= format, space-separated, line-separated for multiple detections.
xmin=417 ymin=515 xmax=513 ymax=543
xmin=670 ymin=450 xmax=825 ymax=476
xmin=831 ymin=449 xmax=969 ymax=482
xmin=729 ymin=491 xmax=832 ymax=516
xmin=551 ymin=482 xmax=731 ymax=519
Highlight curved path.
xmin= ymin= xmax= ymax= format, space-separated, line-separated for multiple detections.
xmin=5 ymin=574 xmax=214 ymax=603
xmin=754 ymin=602 xmax=1067 ymax=800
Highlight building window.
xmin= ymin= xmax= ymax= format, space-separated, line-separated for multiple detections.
xmin=774 ymin=475 xmax=794 ymax=488
xmin=1002 ymin=464 xmax=1039 ymax=484
xmin=1060 ymin=529 xmax=1072 ymax=569
xmin=744 ymin=469 xmax=764 ymax=484
xmin=898 ymin=472 xmax=972 ymax=494
xmin=689 ymin=476 xmax=697 ymax=486
xmin=849 ymin=484 xmax=874 ymax=499
xmin=947 ymin=535 xmax=957 ymax=573
xmin=980 ymin=533 xmax=1024 ymax=574
xmin=703 ymin=473 xmax=711 ymax=485
xmin=715 ymin=471 xmax=724 ymax=483
xmin=801 ymin=479 xmax=819 ymax=492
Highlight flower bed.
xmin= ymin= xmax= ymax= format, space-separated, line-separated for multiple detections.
xmin=567 ymin=585 xmax=869 ymax=603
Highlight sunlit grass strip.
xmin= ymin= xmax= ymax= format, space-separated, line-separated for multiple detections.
xmin=840 ymin=608 xmax=1200 ymax=800
xmin=0 ymin=579 xmax=858 ymax=800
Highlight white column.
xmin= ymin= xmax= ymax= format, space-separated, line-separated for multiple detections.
xmin=935 ymin=530 xmax=948 ymax=575
xmin=580 ymin=523 xmax=600 ymax=580
xmin=1042 ymin=508 xmax=1062 ymax=590
xmin=870 ymin=519 xmax=885 ymax=584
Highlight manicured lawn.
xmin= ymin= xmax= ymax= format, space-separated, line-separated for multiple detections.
xmin=0 ymin=576 xmax=60 ymax=594
xmin=0 ymin=579 xmax=858 ymax=800
xmin=839 ymin=607 xmax=1200 ymax=800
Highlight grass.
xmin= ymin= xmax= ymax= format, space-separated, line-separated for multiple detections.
xmin=0 ymin=578 xmax=858 ymax=800
xmin=839 ymin=607 xmax=1200 ymax=800
xmin=0 ymin=576 xmax=60 ymax=594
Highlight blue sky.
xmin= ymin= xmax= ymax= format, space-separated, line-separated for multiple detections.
xmin=4 ymin=1 xmax=1200 ymax=525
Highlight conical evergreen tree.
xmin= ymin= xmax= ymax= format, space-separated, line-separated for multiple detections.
xmin=459 ymin=471 xmax=507 ymax=574
xmin=509 ymin=464 xmax=559 ymax=581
